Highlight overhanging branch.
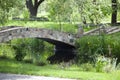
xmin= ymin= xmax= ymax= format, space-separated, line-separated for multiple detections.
xmin=38 ymin=0 xmax=45 ymax=6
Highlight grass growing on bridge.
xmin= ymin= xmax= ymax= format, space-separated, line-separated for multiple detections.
xmin=0 ymin=58 xmax=120 ymax=80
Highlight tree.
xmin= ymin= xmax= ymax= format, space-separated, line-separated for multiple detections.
xmin=0 ymin=0 xmax=23 ymax=24
xmin=48 ymin=0 xmax=73 ymax=31
xmin=26 ymin=0 xmax=45 ymax=17
xmin=111 ymin=0 xmax=118 ymax=25
xmin=75 ymin=0 xmax=104 ymax=25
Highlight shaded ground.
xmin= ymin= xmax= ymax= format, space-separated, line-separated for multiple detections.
xmin=0 ymin=73 xmax=75 ymax=80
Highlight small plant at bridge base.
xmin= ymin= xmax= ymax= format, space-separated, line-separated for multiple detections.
xmin=58 ymin=60 xmax=74 ymax=69
xmin=0 ymin=43 xmax=15 ymax=58
xmin=79 ymin=63 xmax=94 ymax=71
xmin=8 ymin=37 xmax=54 ymax=65
xmin=95 ymin=55 xmax=107 ymax=72
xmin=13 ymin=44 xmax=26 ymax=61
xmin=95 ymin=55 xmax=117 ymax=73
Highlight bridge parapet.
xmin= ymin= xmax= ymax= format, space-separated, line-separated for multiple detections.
xmin=0 ymin=26 xmax=75 ymax=47
xmin=0 ymin=26 xmax=77 ymax=63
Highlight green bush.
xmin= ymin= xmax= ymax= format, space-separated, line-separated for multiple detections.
xmin=10 ymin=38 xmax=54 ymax=64
xmin=75 ymin=35 xmax=103 ymax=64
xmin=106 ymin=33 xmax=120 ymax=63
xmin=0 ymin=43 xmax=15 ymax=58
xmin=80 ymin=63 xmax=94 ymax=71
xmin=95 ymin=55 xmax=118 ymax=73
xmin=23 ymin=8 xmax=30 ymax=22
xmin=0 ymin=37 xmax=54 ymax=64
xmin=95 ymin=56 xmax=107 ymax=72
xmin=12 ymin=39 xmax=27 ymax=61
xmin=75 ymin=32 xmax=120 ymax=64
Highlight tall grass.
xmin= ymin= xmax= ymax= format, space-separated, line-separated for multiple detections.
xmin=75 ymin=32 xmax=120 ymax=64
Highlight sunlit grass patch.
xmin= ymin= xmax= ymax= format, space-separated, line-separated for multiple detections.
xmin=0 ymin=58 xmax=120 ymax=80
xmin=1 ymin=20 xmax=77 ymax=33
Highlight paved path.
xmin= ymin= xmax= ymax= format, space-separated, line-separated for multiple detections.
xmin=0 ymin=73 xmax=75 ymax=80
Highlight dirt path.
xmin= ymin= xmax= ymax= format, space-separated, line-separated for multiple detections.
xmin=0 ymin=73 xmax=76 ymax=80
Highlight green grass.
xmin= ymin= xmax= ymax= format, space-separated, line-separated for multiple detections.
xmin=0 ymin=58 xmax=120 ymax=80
xmin=0 ymin=20 xmax=78 ymax=33
xmin=0 ymin=20 xmax=98 ymax=33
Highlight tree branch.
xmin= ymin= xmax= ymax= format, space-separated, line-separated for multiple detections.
xmin=26 ymin=0 xmax=34 ymax=8
xmin=37 ymin=0 xmax=45 ymax=6
xmin=34 ymin=0 xmax=38 ymax=6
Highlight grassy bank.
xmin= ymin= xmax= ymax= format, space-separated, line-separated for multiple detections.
xmin=0 ymin=58 xmax=120 ymax=80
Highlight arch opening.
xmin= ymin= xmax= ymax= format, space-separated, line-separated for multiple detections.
xmin=0 ymin=27 xmax=76 ymax=63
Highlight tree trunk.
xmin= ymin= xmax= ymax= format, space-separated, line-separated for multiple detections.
xmin=30 ymin=6 xmax=38 ymax=17
xmin=111 ymin=0 xmax=117 ymax=25
xmin=26 ymin=0 xmax=44 ymax=18
xmin=26 ymin=0 xmax=38 ymax=17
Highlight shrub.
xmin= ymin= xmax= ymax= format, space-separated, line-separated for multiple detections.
xmin=13 ymin=44 xmax=26 ymax=61
xmin=75 ymin=32 xmax=120 ymax=65
xmin=0 ymin=56 xmax=9 ymax=60
xmin=95 ymin=56 xmax=107 ymax=72
xmin=23 ymin=8 xmax=30 ymax=22
xmin=10 ymin=39 xmax=27 ymax=61
xmin=95 ymin=55 xmax=117 ymax=73
xmin=10 ymin=38 xmax=54 ymax=64
xmin=80 ymin=63 xmax=94 ymax=71
xmin=36 ymin=61 xmax=48 ymax=66
xmin=24 ymin=59 xmax=33 ymax=64
xmin=75 ymin=36 xmax=102 ymax=64
xmin=0 ymin=43 xmax=15 ymax=58
xmin=116 ymin=63 xmax=120 ymax=70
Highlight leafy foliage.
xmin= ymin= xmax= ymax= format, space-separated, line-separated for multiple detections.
xmin=75 ymin=32 xmax=120 ymax=64
xmin=8 ymin=38 xmax=54 ymax=64
xmin=80 ymin=63 xmax=94 ymax=71
xmin=75 ymin=0 xmax=112 ymax=24
xmin=95 ymin=55 xmax=117 ymax=73
xmin=0 ymin=43 xmax=15 ymax=58
xmin=0 ymin=0 xmax=24 ymax=24
xmin=48 ymin=0 xmax=72 ymax=21
xmin=48 ymin=0 xmax=74 ymax=30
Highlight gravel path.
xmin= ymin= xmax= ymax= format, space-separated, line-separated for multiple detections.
xmin=0 ymin=73 xmax=76 ymax=80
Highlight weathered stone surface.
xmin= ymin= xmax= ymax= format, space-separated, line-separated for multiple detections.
xmin=83 ymin=26 xmax=120 ymax=36
xmin=0 ymin=26 xmax=77 ymax=63
xmin=0 ymin=26 xmax=76 ymax=47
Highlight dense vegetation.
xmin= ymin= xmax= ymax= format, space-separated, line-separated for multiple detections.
xmin=0 ymin=38 xmax=54 ymax=65
xmin=76 ymin=32 xmax=120 ymax=64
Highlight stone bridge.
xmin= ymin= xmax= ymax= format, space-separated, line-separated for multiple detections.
xmin=0 ymin=26 xmax=76 ymax=63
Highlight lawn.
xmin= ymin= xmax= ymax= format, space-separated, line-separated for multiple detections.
xmin=0 ymin=58 xmax=120 ymax=80
xmin=0 ymin=20 xmax=95 ymax=34
xmin=0 ymin=20 xmax=78 ymax=33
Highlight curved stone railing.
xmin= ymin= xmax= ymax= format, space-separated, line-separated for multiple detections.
xmin=0 ymin=26 xmax=75 ymax=47
xmin=83 ymin=26 xmax=120 ymax=36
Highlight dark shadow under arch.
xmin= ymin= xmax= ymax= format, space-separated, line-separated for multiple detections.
xmin=0 ymin=27 xmax=76 ymax=63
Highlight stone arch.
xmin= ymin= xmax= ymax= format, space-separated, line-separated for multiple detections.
xmin=0 ymin=27 xmax=75 ymax=47
xmin=0 ymin=26 xmax=76 ymax=63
